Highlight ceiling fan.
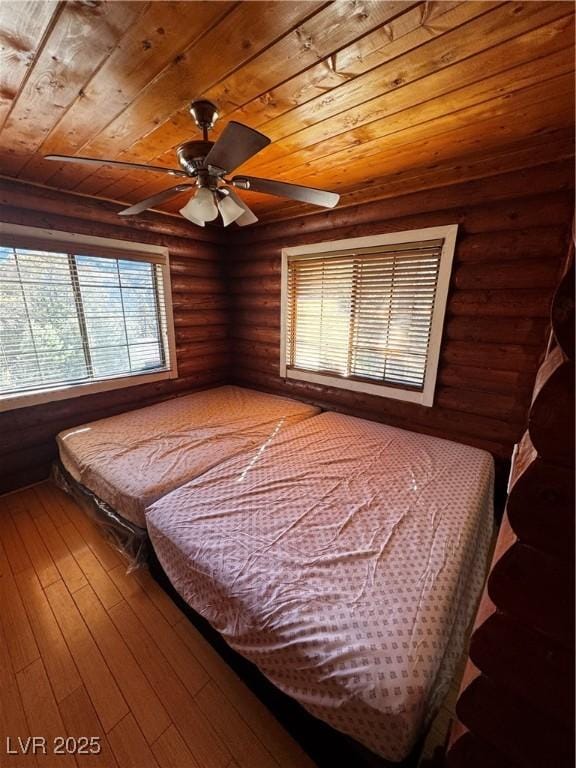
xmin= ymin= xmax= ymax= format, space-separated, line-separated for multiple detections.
xmin=45 ymin=100 xmax=340 ymax=227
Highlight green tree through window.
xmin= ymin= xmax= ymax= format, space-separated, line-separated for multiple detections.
xmin=0 ymin=246 xmax=169 ymax=396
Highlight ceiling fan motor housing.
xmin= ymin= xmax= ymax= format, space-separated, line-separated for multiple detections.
xmin=176 ymin=140 xmax=215 ymax=174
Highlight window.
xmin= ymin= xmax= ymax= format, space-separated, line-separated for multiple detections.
xmin=280 ymin=226 xmax=457 ymax=406
xmin=0 ymin=224 xmax=176 ymax=411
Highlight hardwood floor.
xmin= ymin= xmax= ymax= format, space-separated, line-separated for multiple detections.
xmin=0 ymin=482 xmax=315 ymax=768
xmin=0 ymin=481 xmax=455 ymax=768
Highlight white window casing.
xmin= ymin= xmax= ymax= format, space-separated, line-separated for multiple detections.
xmin=280 ymin=225 xmax=458 ymax=407
xmin=0 ymin=223 xmax=178 ymax=412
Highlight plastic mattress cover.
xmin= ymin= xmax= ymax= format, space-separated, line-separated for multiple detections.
xmin=146 ymin=411 xmax=495 ymax=761
xmin=51 ymin=461 xmax=148 ymax=570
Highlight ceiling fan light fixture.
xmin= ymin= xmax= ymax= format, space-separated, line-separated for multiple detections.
xmin=217 ymin=193 xmax=245 ymax=226
xmin=224 ymin=188 xmax=258 ymax=226
xmin=195 ymin=187 xmax=219 ymax=221
xmin=179 ymin=187 xmax=218 ymax=224
xmin=178 ymin=204 xmax=205 ymax=226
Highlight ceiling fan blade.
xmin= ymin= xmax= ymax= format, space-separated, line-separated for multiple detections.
xmin=44 ymin=154 xmax=188 ymax=177
xmin=118 ymin=184 xmax=195 ymax=216
xmin=232 ymin=175 xmax=339 ymax=208
xmin=224 ymin=187 xmax=258 ymax=226
xmin=204 ymin=122 xmax=270 ymax=174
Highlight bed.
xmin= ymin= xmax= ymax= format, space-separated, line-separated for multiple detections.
xmin=146 ymin=411 xmax=494 ymax=763
xmin=56 ymin=385 xmax=320 ymax=529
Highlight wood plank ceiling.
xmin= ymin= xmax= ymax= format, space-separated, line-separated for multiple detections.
xmin=0 ymin=0 xmax=574 ymax=224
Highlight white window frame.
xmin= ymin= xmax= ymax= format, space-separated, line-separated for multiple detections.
xmin=280 ymin=225 xmax=458 ymax=407
xmin=0 ymin=222 xmax=178 ymax=413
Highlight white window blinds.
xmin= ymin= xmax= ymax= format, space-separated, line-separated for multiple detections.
xmin=0 ymin=245 xmax=171 ymax=396
xmin=285 ymin=239 xmax=444 ymax=392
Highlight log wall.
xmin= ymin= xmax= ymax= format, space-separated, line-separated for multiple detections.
xmin=0 ymin=181 xmax=229 ymax=494
xmin=227 ymin=163 xmax=573 ymax=485
xmin=445 ymin=245 xmax=574 ymax=768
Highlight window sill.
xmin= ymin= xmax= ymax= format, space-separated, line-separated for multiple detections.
xmin=284 ymin=368 xmax=434 ymax=406
xmin=0 ymin=368 xmax=178 ymax=413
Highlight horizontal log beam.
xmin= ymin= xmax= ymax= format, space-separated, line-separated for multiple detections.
xmin=174 ymin=309 xmax=229 ymax=327
xmin=448 ymin=289 xmax=552 ymax=318
xmin=170 ymin=256 xmax=225 ymax=277
xmin=438 ymin=364 xmax=534 ymax=395
xmin=230 ymin=367 xmax=519 ymax=448
xmin=0 ymin=204 xmax=218 ymax=262
xmin=444 ymin=316 xmax=549 ymax=346
xmin=0 ymin=177 xmax=225 ymax=243
xmin=171 ymin=294 xmax=228 ymax=311
xmin=456 ymin=227 xmax=569 ymax=263
xmin=234 ymin=167 xmax=573 ymax=244
xmin=175 ymin=325 xmax=228 ymax=343
xmin=453 ymin=258 xmax=562 ymax=290
xmin=171 ymin=275 xmax=227 ymax=295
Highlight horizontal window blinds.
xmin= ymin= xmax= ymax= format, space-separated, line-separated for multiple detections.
xmin=286 ymin=240 xmax=443 ymax=391
xmin=0 ymin=245 xmax=170 ymax=396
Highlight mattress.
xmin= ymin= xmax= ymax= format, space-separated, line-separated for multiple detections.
xmin=56 ymin=385 xmax=319 ymax=527
xmin=146 ymin=411 xmax=494 ymax=762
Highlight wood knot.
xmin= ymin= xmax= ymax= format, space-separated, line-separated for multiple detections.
xmin=296 ymin=26 xmax=314 ymax=52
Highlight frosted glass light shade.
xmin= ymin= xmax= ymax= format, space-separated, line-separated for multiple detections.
xmin=226 ymin=188 xmax=258 ymax=226
xmin=180 ymin=188 xmax=218 ymax=223
xmin=217 ymin=194 xmax=245 ymax=226
xmin=235 ymin=203 xmax=258 ymax=226
xmin=178 ymin=199 xmax=205 ymax=226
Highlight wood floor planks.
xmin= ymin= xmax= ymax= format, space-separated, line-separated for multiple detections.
xmin=0 ymin=506 xmax=33 ymax=574
xmin=58 ymin=687 xmax=118 ymax=768
xmin=15 ymin=568 xmax=81 ymax=703
xmin=44 ymin=579 xmax=129 ymax=733
xmin=11 ymin=509 xmax=60 ymax=589
xmin=151 ymin=725 xmax=200 ymax=768
xmin=72 ymin=585 xmax=171 ymax=745
xmin=0 ymin=566 xmax=40 ymax=672
xmin=58 ymin=523 xmax=123 ymax=610
xmin=33 ymin=514 xmax=87 ymax=594
xmin=16 ymin=658 xmax=76 ymax=767
xmin=107 ymin=714 xmax=160 ymax=768
xmin=106 ymin=601 xmax=230 ymax=768
xmin=0 ymin=482 xmax=314 ymax=768
xmin=0 ymin=618 xmax=38 ymax=768
xmin=107 ymin=564 xmax=210 ymax=699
